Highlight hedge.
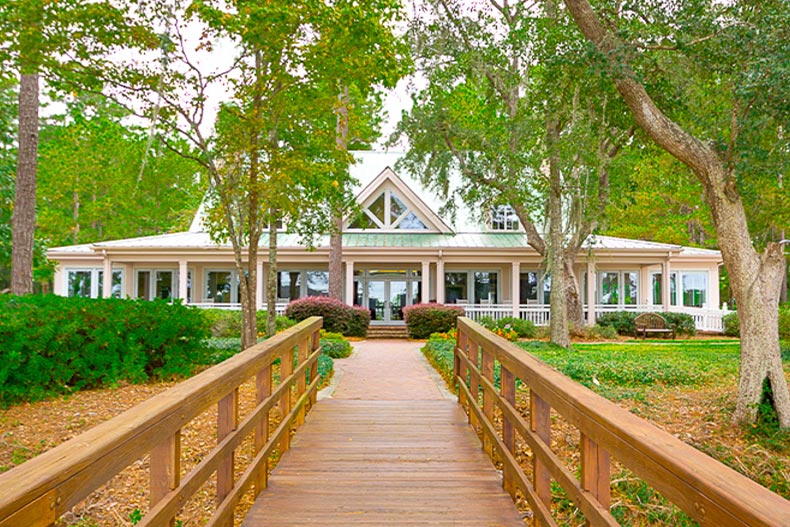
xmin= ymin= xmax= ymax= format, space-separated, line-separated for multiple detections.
xmin=722 ymin=306 xmax=790 ymax=339
xmin=478 ymin=316 xmax=537 ymax=340
xmin=201 ymin=308 xmax=294 ymax=337
xmin=403 ymin=303 xmax=465 ymax=339
xmin=0 ymin=295 xmax=210 ymax=406
xmin=596 ymin=310 xmax=697 ymax=337
xmin=285 ymin=296 xmax=369 ymax=337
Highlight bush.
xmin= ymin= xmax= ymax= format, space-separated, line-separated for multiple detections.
xmin=723 ymin=307 xmax=790 ymax=340
xmin=320 ymin=333 xmax=353 ymax=359
xmin=597 ymin=311 xmax=696 ymax=337
xmin=202 ymin=309 xmax=294 ymax=337
xmin=347 ymin=306 xmax=370 ymax=338
xmin=403 ymin=303 xmax=465 ymax=339
xmin=570 ymin=324 xmax=619 ymax=340
xmin=285 ymin=296 xmax=367 ymax=336
xmin=0 ymin=295 xmax=210 ymax=406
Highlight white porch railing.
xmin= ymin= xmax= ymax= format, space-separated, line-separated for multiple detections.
xmin=458 ymin=303 xmax=733 ymax=333
xmin=187 ymin=302 xmax=289 ymax=316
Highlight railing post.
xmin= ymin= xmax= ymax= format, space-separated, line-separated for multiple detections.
xmin=581 ymin=433 xmax=611 ymax=526
xmin=531 ymin=390 xmax=552 ymax=527
xmin=296 ymin=336 xmax=309 ymax=426
xmin=254 ymin=365 xmax=272 ymax=497
xmin=217 ymin=388 xmax=238 ymax=527
xmin=310 ymin=329 xmax=320 ymax=407
xmin=500 ymin=365 xmax=516 ymax=497
xmin=467 ymin=341 xmax=480 ymax=429
xmin=481 ymin=346 xmax=495 ymax=457
xmin=455 ymin=327 xmax=467 ymax=408
xmin=150 ymin=430 xmax=181 ymax=527
xmin=279 ymin=344 xmax=294 ymax=452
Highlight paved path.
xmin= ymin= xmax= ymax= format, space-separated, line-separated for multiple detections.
xmin=243 ymin=339 xmax=524 ymax=527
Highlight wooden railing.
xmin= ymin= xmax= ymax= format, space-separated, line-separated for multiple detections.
xmin=0 ymin=316 xmax=323 ymax=527
xmin=453 ymin=317 xmax=790 ymax=527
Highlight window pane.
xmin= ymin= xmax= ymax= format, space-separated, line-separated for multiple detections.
xmin=390 ymin=193 xmax=408 ymax=222
xmin=349 ymin=211 xmax=377 ymax=229
xmin=395 ymin=211 xmax=428 ymax=230
xmin=112 ymin=270 xmax=122 ymax=298
xmin=519 ymin=272 xmax=539 ymax=303
xmin=491 ymin=205 xmax=520 ymax=231
xmin=368 ymin=193 xmax=385 ymax=222
xmin=543 ymin=273 xmax=552 ymax=304
xmin=306 ymin=271 xmax=329 ymax=296
xmin=137 ymin=271 xmax=151 ymax=301
xmin=600 ymin=272 xmax=619 ymax=305
xmin=68 ymin=271 xmax=92 ymax=298
xmin=624 ymin=272 xmax=638 ymax=305
xmin=444 ymin=272 xmax=468 ymax=303
xmin=682 ymin=272 xmax=707 ymax=307
xmin=156 ymin=271 xmax=174 ymax=300
xmin=278 ymin=271 xmax=302 ymax=301
xmin=652 ymin=273 xmax=662 ymax=305
xmin=474 ymin=272 xmax=498 ymax=303
xmin=670 ymin=273 xmax=677 ymax=306
xmin=207 ymin=271 xmax=232 ymax=303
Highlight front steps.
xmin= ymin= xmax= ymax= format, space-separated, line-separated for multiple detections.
xmin=366 ymin=325 xmax=409 ymax=339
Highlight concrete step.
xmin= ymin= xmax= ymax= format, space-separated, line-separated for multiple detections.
xmin=366 ymin=325 xmax=409 ymax=339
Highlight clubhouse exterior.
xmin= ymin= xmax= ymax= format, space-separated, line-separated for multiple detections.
xmin=48 ymin=151 xmax=731 ymax=332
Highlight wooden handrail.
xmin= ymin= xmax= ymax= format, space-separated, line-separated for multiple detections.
xmin=0 ymin=316 xmax=323 ymax=527
xmin=454 ymin=317 xmax=790 ymax=527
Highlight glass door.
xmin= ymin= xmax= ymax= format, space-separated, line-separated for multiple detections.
xmin=356 ymin=269 xmax=421 ymax=324
xmin=389 ymin=281 xmax=408 ymax=322
xmin=367 ymin=281 xmax=386 ymax=322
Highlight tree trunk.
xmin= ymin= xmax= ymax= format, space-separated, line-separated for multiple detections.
xmin=266 ymin=215 xmax=278 ymax=337
xmin=547 ymin=119 xmax=570 ymax=347
xmin=562 ymin=257 xmax=584 ymax=329
xmin=328 ymin=84 xmax=350 ymax=302
xmin=11 ymin=72 xmax=39 ymax=296
xmin=564 ymin=0 xmax=790 ymax=427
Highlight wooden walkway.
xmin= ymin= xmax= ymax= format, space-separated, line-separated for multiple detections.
xmin=243 ymin=340 xmax=524 ymax=527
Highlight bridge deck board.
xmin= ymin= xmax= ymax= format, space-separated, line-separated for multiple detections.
xmin=243 ymin=399 xmax=525 ymax=526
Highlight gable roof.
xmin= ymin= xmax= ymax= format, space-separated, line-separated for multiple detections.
xmin=349 ymin=166 xmax=454 ymax=233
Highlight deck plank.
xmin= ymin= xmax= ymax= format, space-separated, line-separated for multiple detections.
xmin=242 ymin=400 xmax=525 ymax=527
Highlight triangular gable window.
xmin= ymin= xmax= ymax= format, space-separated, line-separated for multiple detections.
xmin=349 ymin=190 xmax=429 ymax=231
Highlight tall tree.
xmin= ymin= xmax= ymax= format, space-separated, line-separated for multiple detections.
xmin=563 ymin=0 xmax=790 ymax=426
xmin=305 ymin=0 xmax=411 ymax=302
xmin=396 ymin=0 xmax=632 ymax=347
xmin=0 ymin=0 xmax=154 ymax=294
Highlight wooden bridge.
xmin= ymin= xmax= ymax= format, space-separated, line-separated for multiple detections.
xmin=1 ymin=316 xmax=789 ymax=527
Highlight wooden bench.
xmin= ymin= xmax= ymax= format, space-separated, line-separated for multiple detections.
xmin=634 ymin=312 xmax=675 ymax=339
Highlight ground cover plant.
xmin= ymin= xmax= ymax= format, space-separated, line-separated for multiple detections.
xmin=421 ymin=333 xmax=790 ymax=524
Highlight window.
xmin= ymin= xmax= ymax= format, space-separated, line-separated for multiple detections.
xmin=682 ymin=272 xmax=707 ymax=307
xmin=651 ymin=273 xmax=663 ymax=305
xmin=137 ymin=269 xmax=181 ymax=301
xmin=206 ymin=270 xmax=235 ymax=303
xmin=348 ymin=189 xmax=429 ymax=231
xmin=67 ymin=268 xmax=124 ymax=298
xmin=278 ymin=271 xmax=302 ymax=301
xmin=519 ymin=272 xmax=539 ymax=303
xmin=277 ymin=270 xmax=330 ymax=301
xmin=489 ymin=205 xmax=520 ymax=231
xmin=598 ymin=271 xmax=638 ymax=306
xmin=444 ymin=271 xmax=499 ymax=304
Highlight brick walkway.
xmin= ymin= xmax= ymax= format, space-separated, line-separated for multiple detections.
xmin=243 ymin=339 xmax=524 ymax=527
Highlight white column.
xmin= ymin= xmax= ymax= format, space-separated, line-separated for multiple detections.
xmin=421 ymin=261 xmax=430 ymax=304
xmin=640 ymin=265 xmax=651 ymax=306
xmin=511 ymin=261 xmax=520 ymax=317
xmin=345 ymin=260 xmax=355 ymax=306
xmin=124 ymin=264 xmax=134 ymax=298
xmin=436 ymin=258 xmax=445 ymax=304
xmin=178 ymin=260 xmax=189 ymax=302
xmin=102 ymin=255 xmax=112 ymax=298
xmin=661 ymin=259 xmax=671 ymax=311
xmin=586 ymin=261 xmax=596 ymax=326
xmin=256 ymin=260 xmax=264 ymax=309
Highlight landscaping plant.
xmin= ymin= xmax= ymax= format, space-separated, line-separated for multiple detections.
xmin=403 ymin=303 xmax=465 ymax=339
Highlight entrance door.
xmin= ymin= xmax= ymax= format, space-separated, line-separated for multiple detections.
xmin=359 ymin=271 xmax=420 ymax=325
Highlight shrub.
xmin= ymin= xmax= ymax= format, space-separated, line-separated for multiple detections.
xmin=597 ymin=311 xmax=696 ymax=337
xmin=320 ymin=335 xmax=353 ymax=359
xmin=722 ymin=312 xmax=739 ymax=337
xmin=286 ymin=296 xmax=354 ymax=335
xmin=202 ymin=309 xmax=294 ymax=337
xmin=0 ymin=295 xmax=210 ymax=406
xmin=662 ymin=312 xmax=697 ymax=337
xmin=570 ymin=324 xmax=619 ymax=340
xmin=403 ymin=303 xmax=465 ymax=339
xmin=723 ymin=307 xmax=790 ymax=340
xmin=347 ymin=306 xmax=370 ymax=337
xmin=496 ymin=316 xmax=537 ymax=338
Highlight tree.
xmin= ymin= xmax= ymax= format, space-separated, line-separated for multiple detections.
xmin=304 ymin=0 xmax=411 ymax=302
xmin=396 ymin=0 xmax=632 ymax=347
xmin=0 ymin=0 xmax=154 ymax=294
xmin=563 ymin=0 xmax=790 ymax=426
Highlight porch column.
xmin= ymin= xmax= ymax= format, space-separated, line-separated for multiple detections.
xmin=436 ymin=258 xmax=445 ymax=304
xmin=124 ymin=264 xmax=134 ymax=298
xmin=421 ymin=261 xmax=430 ymax=304
xmin=256 ymin=260 xmax=264 ymax=309
xmin=345 ymin=260 xmax=355 ymax=306
xmin=178 ymin=260 xmax=189 ymax=302
xmin=511 ymin=261 xmax=520 ymax=317
xmin=661 ymin=259 xmax=671 ymax=311
xmin=102 ymin=254 xmax=112 ymax=298
xmin=586 ymin=262 xmax=596 ymax=326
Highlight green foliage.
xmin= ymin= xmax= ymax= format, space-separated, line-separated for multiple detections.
xmin=477 ymin=316 xmax=537 ymax=339
xmin=745 ymin=378 xmax=790 ymax=454
xmin=597 ymin=311 xmax=696 ymax=337
xmin=285 ymin=296 xmax=369 ymax=337
xmin=723 ymin=312 xmax=740 ymax=337
xmin=403 ymin=303 xmax=465 ymax=339
xmin=320 ymin=335 xmax=352 ymax=359
xmin=316 ymin=353 xmax=333 ymax=381
xmin=421 ymin=334 xmax=457 ymax=386
xmin=201 ymin=309 xmax=294 ymax=338
xmin=0 ymin=295 xmax=210 ymax=406
xmin=720 ymin=307 xmax=790 ymax=340
xmin=348 ymin=306 xmax=370 ymax=338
